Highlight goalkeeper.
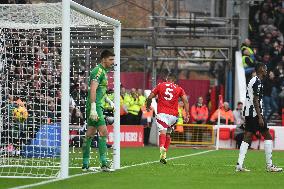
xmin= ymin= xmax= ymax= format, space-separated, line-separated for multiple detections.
xmin=82 ymin=49 xmax=115 ymax=172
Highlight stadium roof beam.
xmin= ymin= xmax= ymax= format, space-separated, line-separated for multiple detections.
xmin=152 ymin=57 xmax=229 ymax=61
xmin=71 ymin=38 xmax=150 ymax=48
xmin=155 ymin=38 xmax=237 ymax=48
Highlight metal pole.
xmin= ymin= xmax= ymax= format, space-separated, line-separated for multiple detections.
xmin=216 ymin=108 xmax=220 ymax=150
xmin=210 ymin=0 xmax=215 ymax=17
xmin=113 ymin=24 xmax=121 ymax=170
xmin=239 ymin=0 xmax=249 ymax=44
xmin=143 ymin=44 xmax=147 ymax=90
xmin=60 ymin=0 xmax=70 ymax=179
xmin=151 ymin=0 xmax=157 ymax=88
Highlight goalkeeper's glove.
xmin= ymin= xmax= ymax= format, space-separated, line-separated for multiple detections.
xmin=105 ymin=96 xmax=115 ymax=111
xmin=90 ymin=102 xmax=98 ymax=121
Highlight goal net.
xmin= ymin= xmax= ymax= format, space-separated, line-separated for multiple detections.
xmin=0 ymin=1 xmax=121 ymax=178
xmin=171 ymin=124 xmax=216 ymax=146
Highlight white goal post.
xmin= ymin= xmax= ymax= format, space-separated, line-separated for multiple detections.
xmin=0 ymin=0 xmax=121 ymax=178
xmin=61 ymin=0 xmax=121 ymax=179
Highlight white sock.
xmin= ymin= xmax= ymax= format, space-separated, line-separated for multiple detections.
xmin=237 ymin=141 xmax=249 ymax=167
xmin=264 ymin=140 xmax=273 ymax=166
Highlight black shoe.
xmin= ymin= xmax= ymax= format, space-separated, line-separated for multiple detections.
xmin=82 ymin=164 xmax=89 ymax=172
xmin=160 ymin=158 xmax=167 ymax=164
xmin=101 ymin=165 xmax=114 ymax=172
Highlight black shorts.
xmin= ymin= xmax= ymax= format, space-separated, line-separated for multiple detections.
xmin=244 ymin=115 xmax=269 ymax=134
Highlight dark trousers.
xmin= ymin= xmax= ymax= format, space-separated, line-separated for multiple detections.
xmin=144 ymin=127 xmax=151 ymax=145
xmin=235 ymin=133 xmax=251 ymax=149
xmin=235 ymin=133 xmax=244 ymax=149
xmin=125 ymin=113 xmax=141 ymax=125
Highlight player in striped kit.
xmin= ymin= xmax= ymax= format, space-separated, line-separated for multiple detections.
xmin=236 ymin=63 xmax=282 ymax=172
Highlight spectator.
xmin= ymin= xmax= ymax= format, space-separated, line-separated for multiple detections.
xmin=120 ymin=86 xmax=128 ymax=125
xmin=140 ymin=104 xmax=154 ymax=145
xmin=259 ymin=38 xmax=273 ymax=57
xmin=242 ymin=49 xmax=256 ymax=75
xmin=70 ymin=107 xmax=84 ymax=126
xmin=176 ymin=100 xmax=186 ymax=133
xmin=241 ymin=38 xmax=255 ymax=61
xmin=274 ymin=56 xmax=284 ymax=81
xmin=137 ymin=88 xmax=146 ymax=106
xmin=210 ymin=102 xmax=234 ymax=125
xmin=275 ymin=7 xmax=284 ymax=35
xmin=189 ymin=97 xmax=208 ymax=142
xmin=233 ymin=102 xmax=245 ymax=149
xmin=263 ymin=71 xmax=280 ymax=120
xmin=190 ymin=96 xmax=208 ymax=124
xmin=124 ymin=88 xmax=141 ymax=125
xmin=262 ymin=53 xmax=274 ymax=71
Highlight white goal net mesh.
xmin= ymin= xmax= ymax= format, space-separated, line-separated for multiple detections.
xmin=0 ymin=2 xmax=118 ymax=178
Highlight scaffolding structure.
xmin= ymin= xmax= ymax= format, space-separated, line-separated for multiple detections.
xmin=38 ymin=0 xmax=249 ymax=105
xmin=148 ymin=0 xmax=241 ymax=105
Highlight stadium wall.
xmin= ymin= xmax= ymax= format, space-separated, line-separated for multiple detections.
xmin=217 ymin=125 xmax=284 ymax=150
xmin=118 ymin=72 xmax=210 ymax=107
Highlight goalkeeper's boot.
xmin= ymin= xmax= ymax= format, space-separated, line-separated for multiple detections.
xmin=101 ymin=165 xmax=115 ymax=172
xmin=82 ymin=164 xmax=89 ymax=172
xmin=160 ymin=147 xmax=167 ymax=164
xmin=235 ymin=163 xmax=250 ymax=172
xmin=266 ymin=164 xmax=283 ymax=172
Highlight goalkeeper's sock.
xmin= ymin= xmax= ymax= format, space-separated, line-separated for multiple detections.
xmin=237 ymin=141 xmax=249 ymax=167
xmin=164 ymin=135 xmax=171 ymax=151
xmin=98 ymin=136 xmax=107 ymax=166
xmin=82 ymin=137 xmax=92 ymax=166
xmin=159 ymin=134 xmax=166 ymax=148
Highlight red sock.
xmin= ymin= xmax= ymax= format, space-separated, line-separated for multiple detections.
xmin=164 ymin=135 xmax=171 ymax=151
xmin=159 ymin=134 xmax=166 ymax=148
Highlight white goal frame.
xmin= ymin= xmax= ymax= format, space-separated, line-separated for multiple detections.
xmin=0 ymin=0 xmax=121 ymax=179
xmin=62 ymin=0 xmax=121 ymax=179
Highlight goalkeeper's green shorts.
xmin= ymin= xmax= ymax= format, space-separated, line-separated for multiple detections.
xmin=86 ymin=105 xmax=106 ymax=128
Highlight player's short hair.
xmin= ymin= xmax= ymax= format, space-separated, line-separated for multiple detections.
xmin=166 ymin=72 xmax=176 ymax=82
xmin=100 ymin=49 xmax=115 ymax=59
xmin=255 ymin=62 xmax=266 ymax=72
xmin=237 ymin=101 xmax=243 ymax=105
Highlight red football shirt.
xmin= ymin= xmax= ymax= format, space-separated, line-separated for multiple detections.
xmin=152 ymin=82 xmax=186 ymax=116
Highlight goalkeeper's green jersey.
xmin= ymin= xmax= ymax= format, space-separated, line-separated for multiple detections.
xmin=87 ymin=64 xmax=108 ymax=107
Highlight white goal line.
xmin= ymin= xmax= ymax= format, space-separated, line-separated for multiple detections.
xmin=8 ymin=149 xmax=215 ymax=189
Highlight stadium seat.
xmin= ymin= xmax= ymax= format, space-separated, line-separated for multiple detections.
xmin=219 ymin=128 xmax=231 ymax=140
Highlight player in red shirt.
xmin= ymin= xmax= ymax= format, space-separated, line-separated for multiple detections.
xmin=146 ymin=74 xmax=189 ymax=164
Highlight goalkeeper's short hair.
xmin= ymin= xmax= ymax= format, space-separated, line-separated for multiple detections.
xmin=101 ymin=49 xmax=115 ymax=59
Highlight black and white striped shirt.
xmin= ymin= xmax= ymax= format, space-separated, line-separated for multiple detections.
xmin=243 ymin=76 xmax=263 ymax=117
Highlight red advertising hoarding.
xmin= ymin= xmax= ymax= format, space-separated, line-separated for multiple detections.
xmin=107 ymin=125 xmax=144 ymax=147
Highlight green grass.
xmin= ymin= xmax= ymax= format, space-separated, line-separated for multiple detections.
xmin=1 ymin=147 xmax=284 ymax=189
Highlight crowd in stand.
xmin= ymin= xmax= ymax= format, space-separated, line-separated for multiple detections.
xmin=2 ymin=0 xmax=283 ymax=149
xmin=0 ymin=27 xmax=65 ymax=147
xmin=0 ymin=0 xmax=31 ymax=4
xmin=242 ymin=0 xmax=284 ymax=121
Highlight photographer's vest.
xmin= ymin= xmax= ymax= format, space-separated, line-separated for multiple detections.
xmin=127 ymin=96 xmax=140 ymax=116
xmin=241 ymin=46 xmax=254 ymax=55
xmin=242 ymin=55 xmax=253 ymax=68
xmin=175 ymin=107 xmax=185 ymax=132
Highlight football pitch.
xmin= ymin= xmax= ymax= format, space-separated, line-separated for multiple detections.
xmin=1 ymin=147 xmax=284 ymax=189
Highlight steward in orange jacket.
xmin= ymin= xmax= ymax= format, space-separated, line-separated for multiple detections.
xmin=190 ymin=96 xmax=208 ymax=124
xmin=210 ymin=102 xmax=234 ymax=125
xmin=190 ymin=97 xmax=208 ymax=124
